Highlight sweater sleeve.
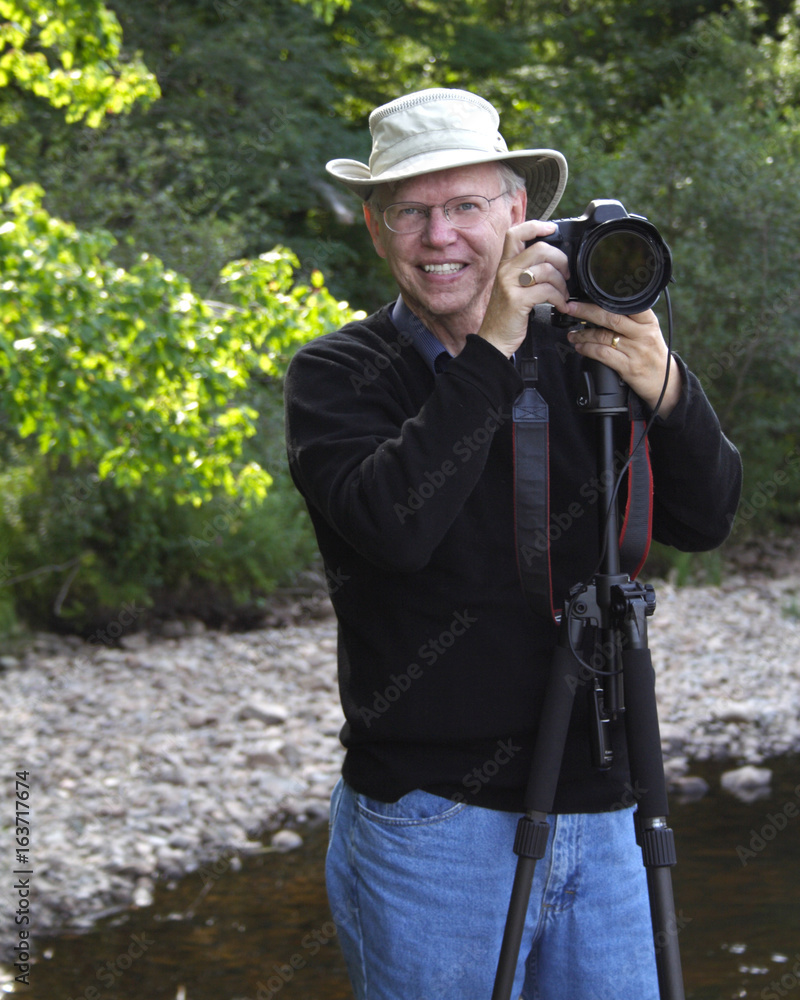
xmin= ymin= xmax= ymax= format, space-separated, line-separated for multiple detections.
xmin=647 ymin=354 xmax=743 ymax=550
xmin=284 ymin=322 xmax=524 ymax=573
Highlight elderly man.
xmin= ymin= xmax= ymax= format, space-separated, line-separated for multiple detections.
xmin=285 ymin=89 xmax=741 ymax=999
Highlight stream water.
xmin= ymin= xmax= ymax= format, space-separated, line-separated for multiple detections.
xmin=6 ymin=756 xmax=800 ymax=1000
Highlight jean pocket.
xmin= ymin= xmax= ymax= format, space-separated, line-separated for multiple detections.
xmin=355 ymin=788 xmax=466 ymax=827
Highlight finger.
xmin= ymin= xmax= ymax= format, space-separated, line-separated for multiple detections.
xmin=518 ymin=239 xmax=570 ymax=278
xmin=567 ymin=324 xmax=629 ymax=358
xmin=565 ymin=301 xmax=656 ymax=329
xmin=514 ymin=267 xmax=571 ymax=316
xmin=505 ymin=218 xmax=558 ymax=250
xmin=502 ymin=220 xmax=568 ymax=274
xmin=516 ymin=261 xmax=569 ymax=292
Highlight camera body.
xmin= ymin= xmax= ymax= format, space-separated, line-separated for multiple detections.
xmin=529 ymin=198 xmax=672 ymax=315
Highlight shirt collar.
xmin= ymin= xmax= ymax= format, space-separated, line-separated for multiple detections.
xmin=391 ymin=296 xmax=452 ymax=374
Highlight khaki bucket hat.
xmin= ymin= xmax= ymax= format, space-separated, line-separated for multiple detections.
xmin=326 ymin=88 xmax=568 ymax=221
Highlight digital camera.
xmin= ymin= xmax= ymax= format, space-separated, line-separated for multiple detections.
xmin=529 ymin=199 xmax=672 ymax=315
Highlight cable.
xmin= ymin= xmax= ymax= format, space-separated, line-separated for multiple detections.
xmin=567 ymin=288 xmax=674 ymax=677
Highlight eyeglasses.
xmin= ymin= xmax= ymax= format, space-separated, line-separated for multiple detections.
xmin=377 ymin=193 xmax=510 ymax=234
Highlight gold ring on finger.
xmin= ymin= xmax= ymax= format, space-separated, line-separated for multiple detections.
xmin=611 ymin=334 xmax=621 ymax=349
xmin=519 ymin=268 xmax=537 ymax=287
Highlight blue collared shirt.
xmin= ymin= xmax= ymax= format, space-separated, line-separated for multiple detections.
xmin=391 ymin=296 xmax=453 ymax=374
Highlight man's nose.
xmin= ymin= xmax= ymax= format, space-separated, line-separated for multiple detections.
xmin=423 ymin=205 xmax=458 ymax=242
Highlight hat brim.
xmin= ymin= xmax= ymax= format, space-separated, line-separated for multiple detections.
xmin=326 ymin=147 xmax=568 ymax=221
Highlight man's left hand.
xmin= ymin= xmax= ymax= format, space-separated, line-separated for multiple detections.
xmin=563 ymin=302 xmax=682 ymax=416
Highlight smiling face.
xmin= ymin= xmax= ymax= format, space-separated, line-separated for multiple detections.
xmin=363 ymin=163 xmax=526 ymax=349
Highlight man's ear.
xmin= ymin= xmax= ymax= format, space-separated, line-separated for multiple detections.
xmin=510 ymin=185 xmax=527 ymax=226
xmin=363 ymin=201 xmax=388 ymax=259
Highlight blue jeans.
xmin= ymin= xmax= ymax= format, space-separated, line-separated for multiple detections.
xmin=326 ymin=779 xmax=660 ymax=1000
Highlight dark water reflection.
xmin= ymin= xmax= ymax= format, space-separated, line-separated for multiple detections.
xmin=11 ymin=756 xmax=800 ymax=1000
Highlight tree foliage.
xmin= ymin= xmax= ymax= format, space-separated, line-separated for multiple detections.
xmin=0 ymin=0 xmax=362 ymax=632
xmin=0 ymin=0 xmax=159 ymax=125
xmin=0 ymin=182 xmax=358 ymax=503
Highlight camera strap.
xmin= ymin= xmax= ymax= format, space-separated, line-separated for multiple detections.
xmin=513 ymin=350 xmax=557 ymax=621
xmin=513 ymin=314 xmax=653 ymax=622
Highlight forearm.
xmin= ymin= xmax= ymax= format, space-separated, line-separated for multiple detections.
xmin=286 ymin=333 xmax=523 ymax=571
xmin=648 ymin=357 xmax=743 ymax=549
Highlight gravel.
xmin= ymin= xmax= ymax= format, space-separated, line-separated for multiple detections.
xmin=1 ymin=559 xmax=799 ymax=957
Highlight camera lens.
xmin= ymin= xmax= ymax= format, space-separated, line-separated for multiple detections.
xmin=578 ymin=222 xmax=671 ymax=314
xmin=589 ymin=231 xmax=653 ymax=296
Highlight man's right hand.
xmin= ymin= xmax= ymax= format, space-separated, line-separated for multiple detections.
xmin=478 ymin=219 xmax=571 ymax=359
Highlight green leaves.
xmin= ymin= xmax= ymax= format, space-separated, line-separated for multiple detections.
xmin=0 ymin=0 xmax=159 ymax=125
xmin=0 ymin=184 xmax=360 ymax=506
xmin=217 ymin=248 xmax=365 ymax=378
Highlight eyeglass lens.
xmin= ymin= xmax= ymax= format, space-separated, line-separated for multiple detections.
xmin=382 ymin=196 xmax=495 ymax=233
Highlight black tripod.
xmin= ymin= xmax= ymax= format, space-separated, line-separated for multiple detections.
xmin=492 ymin=357 xmax=685 ymax=1000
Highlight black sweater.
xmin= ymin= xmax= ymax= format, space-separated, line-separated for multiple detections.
xmin=284 ymin=304 xmax=742 ymax=813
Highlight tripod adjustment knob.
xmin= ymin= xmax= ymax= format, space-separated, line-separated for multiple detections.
xmin=640 ymin=824 xmax=677 ymax=867
xmin=513 ymin=815 xmax=550 ymax=860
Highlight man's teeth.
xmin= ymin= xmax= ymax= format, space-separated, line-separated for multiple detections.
xmin=422 ymin=263 xmax=465 ymax=274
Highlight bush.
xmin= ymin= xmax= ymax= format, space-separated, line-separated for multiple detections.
xmin=0 ymin=188 xmax=362 ymax=635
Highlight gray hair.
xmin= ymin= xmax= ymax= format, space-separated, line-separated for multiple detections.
xmin=496 ymin=163 xmax=527 ymax=198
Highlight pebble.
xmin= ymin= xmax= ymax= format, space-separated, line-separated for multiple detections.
xmin=271 ymin=829 xmax=304 ymax=852
xmin=720 ymin=764 xmax=774 ymax=797
xmin=1 ymin=568 xmax=800 ymax=955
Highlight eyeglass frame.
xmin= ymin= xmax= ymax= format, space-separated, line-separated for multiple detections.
xmin=376 ymin=191 xmax=512 ymax=234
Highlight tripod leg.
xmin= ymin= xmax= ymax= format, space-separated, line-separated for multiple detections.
xmin=491 ymin=851 xmax=541 ymax=1000
xmin=622 ymin=643 xmax=686 ymax=1000
xmin=648 ymin=863 xmax=686 ymax=997
xmin=492 ymin=619 xmax=584 ymax=1000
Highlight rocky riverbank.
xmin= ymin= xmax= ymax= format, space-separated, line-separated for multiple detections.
xmin=2 ymin=553 xmax=800 ymax=958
